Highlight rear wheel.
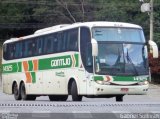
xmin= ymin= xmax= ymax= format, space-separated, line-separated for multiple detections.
xmin=20 ymin=83 xmax=36 ymax=101
xmin=13 ymin=83 xmax=21 ymax=100
xmin=71 ymin=81 xmax=82 ymax=101
xmin=116 ymin=95 xmax=124 ymax=102
xmin=49 ymin=95 xmax=68 ymax=101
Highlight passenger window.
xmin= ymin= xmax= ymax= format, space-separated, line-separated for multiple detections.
xmin=9 ymin=43 xmax=15 ymax=59
xmin=66 ymin=28 xmax=78 ymax=51
xmin=22 ymin=41 xmax=26 ymax=58
xmin=57 ymin=33 xmax=63 ymax=52
xmin=44 ymin=35 xmax=53 ymax=54
xmin=32 ymin=40 xmax=37 ymax=56
xmin=14 ymin=42 xmax=22 ymax=59
xmin=36 ymin=38 xmax=43 ymax=55
xmin=3 ymin=44 xmax=8 ymax=60
xmin=53 ymin=34 xmax=58 ymax=53
xmin=61 ymin=32 xmax=67 ymax=52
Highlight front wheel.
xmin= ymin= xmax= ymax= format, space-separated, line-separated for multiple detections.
xmin=71 ymin=81 xmax=82 ymax=101
xmin=13 ymin=83 xmax=21 ymax=100
xmin=116 ymin=95 xmax=124 ymax=102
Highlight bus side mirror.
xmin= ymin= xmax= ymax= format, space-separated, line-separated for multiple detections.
xmin=91 ymin=38 xmax=98 ymax=56
xmin=148 ymin=40 xmax=159 ymax=58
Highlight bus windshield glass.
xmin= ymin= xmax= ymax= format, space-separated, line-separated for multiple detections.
xmin=92 ymin=27 xmax=148 ymax=76
xmin=92 ymin=27 xmax=145 ymax=43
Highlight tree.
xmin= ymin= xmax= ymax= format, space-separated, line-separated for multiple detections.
xmin=0 ymin=0 xmax=160 ymax=44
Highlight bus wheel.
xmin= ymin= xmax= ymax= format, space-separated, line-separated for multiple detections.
xmin=13 ymin=83 xmax=21 ymax=100
xmin=20 ymin=83 xmax=36 ymax=101
xmin=49 ymin=95 xmax=68 ymax=101
xmin=116 ymin=95 xmax=124 ymax=102
xmin=71 ymin=81 xmax=82 ymax=101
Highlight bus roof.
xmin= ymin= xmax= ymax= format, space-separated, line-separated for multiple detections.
xmin=4 ymin=21 xmax=142 ymax=44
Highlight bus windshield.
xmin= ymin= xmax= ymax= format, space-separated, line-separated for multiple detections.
xmin=92 ymin=27 xmax=148 ymax=76
xmin=92 ymin=27 xmax=145 ymax=43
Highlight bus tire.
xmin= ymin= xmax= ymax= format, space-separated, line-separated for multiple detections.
xmin=49 ymin=95 xmax=68 ymax=101
xmin=13 ymin=83 xmax=21 ymax=100
xmin=20 ymin=83 xmax=36 ymax=101
xmin=116 ymin=95 xmax=124 ymax=102
xmin=71 ymin=81 xmax=82 ymax=101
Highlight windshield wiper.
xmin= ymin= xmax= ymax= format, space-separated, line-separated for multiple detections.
xmin=126 ymin=49 xmax=139 ymax=76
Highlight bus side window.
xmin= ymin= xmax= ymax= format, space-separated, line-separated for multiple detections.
xmin=32 ymin=40 xmax=37 ymax=56
xmin=14 ymin=42 xmax=22 ymax=59
xmin=57 ymin=33 xmax=63 ymax=52
xmin=24 ymin=41 xmax=27 ymax=57
xmin=67 ymin=28 xmax=78 ymax=51
xmin=37 ymin=38 xmax=43 ymax=55
xmin=24 ymin=40 xmax=32 ymax=57
xmin=19 ymin=42 xmax=23 ymax=58
xmin=49 ymin=35 xmax=54 ymax=53
xmin=80 ymin=27 xmax=92 ymax=73
xmin=3 ymin=44 xmax=9 ymax=60
xmin=22 ymin=41 xmax=26 ymax=58
xmin=9 ymin=43 xmax=15 ymax=59
xmin=28 ymin=41 xmax=33 ymax=57
xmin=14 ymin=43 xmax=18 ymax=59
xmin=61 ymin=31 xmax=67 ymax=52
xmin=44 ymin=35 xmax=53 ymax=54
xmin=53 ymin=34 xmax=58 ymax=53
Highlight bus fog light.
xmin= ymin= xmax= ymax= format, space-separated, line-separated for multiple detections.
xmin=97 ymin=88 xmax=100 ymax=91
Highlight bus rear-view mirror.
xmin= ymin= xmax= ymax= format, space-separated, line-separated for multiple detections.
xmin=91 ymin=38 xmax=98 ymax=57
xmin=148 ymin=40 xmax=159 ymax=58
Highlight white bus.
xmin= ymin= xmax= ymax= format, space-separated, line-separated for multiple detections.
xmin=2 ymin=22 xmax=158 ymax=101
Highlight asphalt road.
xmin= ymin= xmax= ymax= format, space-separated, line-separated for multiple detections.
xmin=0 ymin=81 xmax=160 ymax=119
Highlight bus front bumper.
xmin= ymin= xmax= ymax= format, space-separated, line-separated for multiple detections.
xmin=94 ymin=83 xmax=149 ymax=95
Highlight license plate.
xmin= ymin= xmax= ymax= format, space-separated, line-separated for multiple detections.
xmin=121 ymin=88 xmax=129 ymax=92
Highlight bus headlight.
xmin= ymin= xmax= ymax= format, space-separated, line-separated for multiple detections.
xmin=144 ymin=80 xmax=149 ymax=85
xmin=138 ymin=81 xmax=149 ymax=85
xmin=96 ymin=80 xmax=110 ymax=85
xmin=96 ymin=80 xmax=103 ymax=84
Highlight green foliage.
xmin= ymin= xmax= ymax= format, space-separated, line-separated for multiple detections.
xmin=0 ymin=42 xmax=2 ymax=74
xmin=0 ymin=0 xmax=160 ymax=46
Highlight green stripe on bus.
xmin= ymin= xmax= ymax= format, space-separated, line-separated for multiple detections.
xmin=74 ymin=54 xmax=79 ymax=67
xmin=2 ymin=54 xmax=79 ymax=73
xmin=31 ymin=72 xmax=36 ymax=83
xmin=113 ymin=76 xmax=135 ymax=82
xmin=93 ymin=76 xmax=104 ymax=81
xmin=39 ymin=55 xmax=75 ymax=70
xmin=17 ymin=62 xmax=22 ymax=72
xmin=28 ymin=61 xmax=33 ymax=71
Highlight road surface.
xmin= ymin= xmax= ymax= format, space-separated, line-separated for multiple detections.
xmin=0 ymin=81 xmax=160 ymax=119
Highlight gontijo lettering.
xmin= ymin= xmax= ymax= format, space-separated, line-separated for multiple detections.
xmin=51 ymin=58 xmax=71 ymax=67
